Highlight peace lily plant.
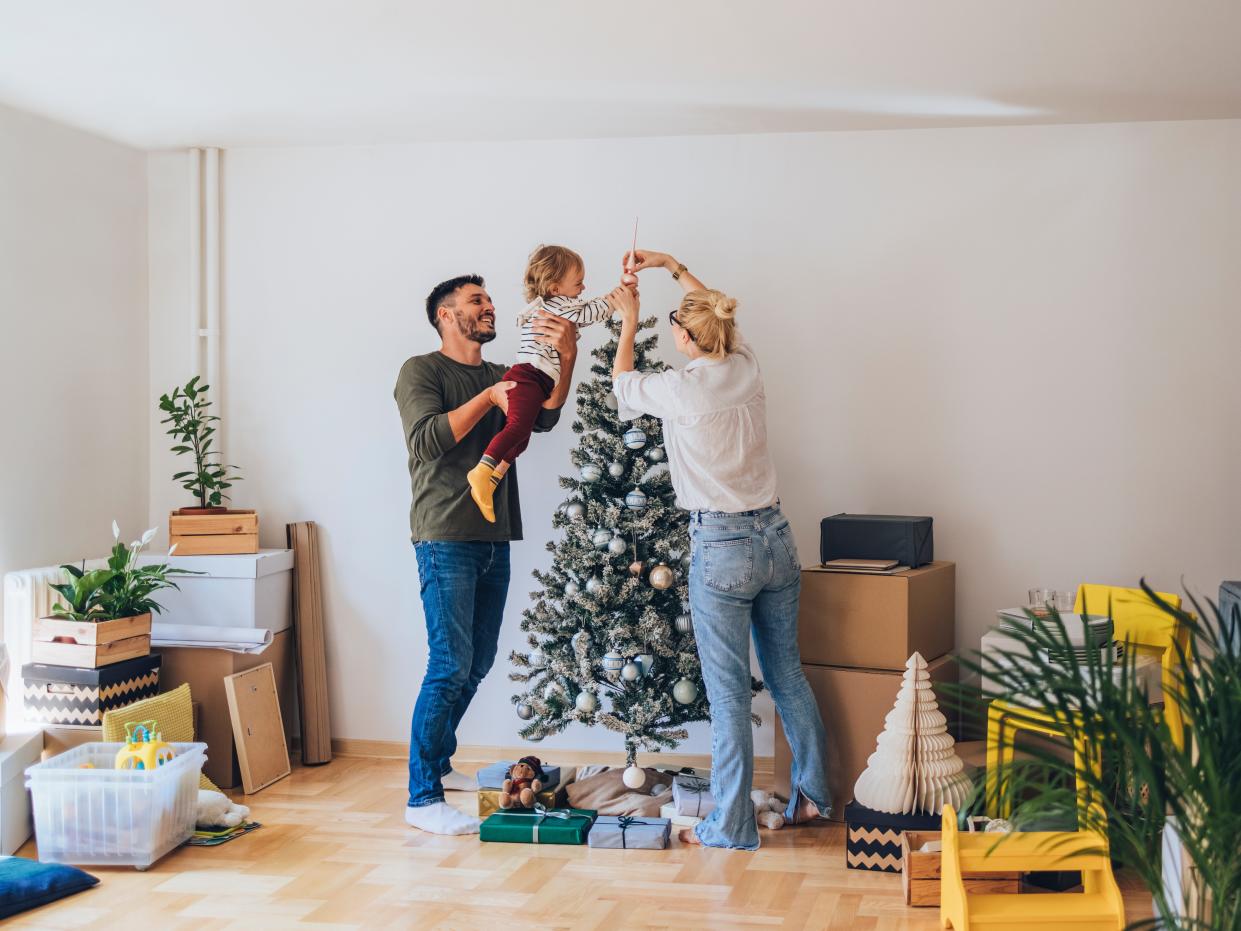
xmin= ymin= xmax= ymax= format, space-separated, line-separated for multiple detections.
xmin=50 ymin=521 xmax=197 ymax=623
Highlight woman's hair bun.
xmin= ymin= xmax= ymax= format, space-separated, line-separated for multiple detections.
xmin=711 ymin=293 xmax=738 ymax=320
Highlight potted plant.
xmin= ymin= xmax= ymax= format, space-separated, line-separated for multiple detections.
xmin=158 ymin=375 xmax=241 ymax=513
xmin=957 ymin=583 xmax=1240 ymax=930
xmin=36 ymin=523 xmax=198 ymax=668
xmin=159 ymin=376 xmax=257 ymax=553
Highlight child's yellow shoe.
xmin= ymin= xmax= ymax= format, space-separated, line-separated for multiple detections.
xmin=467 ymin=463 xmax=497 ymax=523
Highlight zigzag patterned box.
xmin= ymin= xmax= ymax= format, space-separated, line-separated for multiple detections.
xmin=21 ymin=653 xmax=161 ymax=726
xmin=845 ymin=800 xmax=939 ymax=873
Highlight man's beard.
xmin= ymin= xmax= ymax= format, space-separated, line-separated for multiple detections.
xmin=453 ymin=310 xmax=496 ymax=344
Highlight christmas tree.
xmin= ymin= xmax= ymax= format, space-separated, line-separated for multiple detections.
xmin=510 ymin=316 xmax=761 ymax=766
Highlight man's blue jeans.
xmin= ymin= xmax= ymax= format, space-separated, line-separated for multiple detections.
xmin=689 ymin=505 xmax=832 ymax=849
xmin=408 ymin=541 xmax=510 ymax=808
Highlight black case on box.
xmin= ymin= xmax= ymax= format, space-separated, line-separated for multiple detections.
xmin=22 ymin=653 xmax=161 ymax=726
xmin=820 ymin=514 xmax=934 ymax=567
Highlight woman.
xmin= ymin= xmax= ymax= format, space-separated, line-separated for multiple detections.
xmin=611 ymin=249 xmax=831 ymax=849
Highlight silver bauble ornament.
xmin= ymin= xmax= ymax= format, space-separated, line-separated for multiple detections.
xmin=516 ymin=703 xmax=534 ymax=720
xmin=585 ymin=576 xmax=604 ymax=595
xmin=605 ymin=392 xmax=619 ymax=411
xmin=565 ymin=501 xmax=585 ymax=521
xmin=622 ymin=765 xmax=646 ymax=789
xmin=625 ymin=488 xmax=648 ymax=510
xmin=681 ymin=552 xmax=692 ymax=569
xmin=649 ymin=563 xmax=674 ymax=590
xmin=564 ymin=580 xmax=580 ymax=596
xmin=575 ymin=691 xmax=599 ymax=713
xmin=580 ymin=463 xmax=603 ymax=482
xmin=592 ymin=528 xmax=612 ymax=549
xmin=635 ymin=653 xmax=655 ymax=676
xmin=673 ymin=678 xmax=699 ymax=704
xmin=607 ymin=536 xmax=627 ymax=555
xmin=646 ymin=446 xmax=666 ymax=462
xmin=620 ymin=662 xmax=640 ymax=681
xmin=529 ymin=649 xmax=547 ymax=669
xmin=602 ymin=651 xmax=624 ymax=672
xmin=675 ymin=613 xmax=693 ymax=634
xmin=527 ymin=733 xmax=543 ymax=743
xmin=608 ymin=462 xmax=625 ymax=478
xmin=623 ymin=428 xmax=647 ymax=450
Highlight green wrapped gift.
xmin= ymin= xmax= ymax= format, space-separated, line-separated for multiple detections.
xmin=480 ymin=805 xmax=597 ymax=845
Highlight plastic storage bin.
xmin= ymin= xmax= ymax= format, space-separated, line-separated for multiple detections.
xmin=25 ymin=742 xmax=206 ymax=869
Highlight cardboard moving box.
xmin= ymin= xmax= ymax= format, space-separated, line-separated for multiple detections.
xmin=798 ymin=561 xmax=955 ymax=670
xmin=158 ymin=630 xmax=295 ymax=788
xmin=774 ymin=654 xmax=958 ymax=821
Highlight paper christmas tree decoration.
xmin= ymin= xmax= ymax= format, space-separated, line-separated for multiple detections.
xmin=852 ymin=652 xmax=973 ymax=815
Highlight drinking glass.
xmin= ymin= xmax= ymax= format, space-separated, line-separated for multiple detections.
xmin=1053 ymin=590 xmax=1076 ymax=612
xmin=1027 ymin=588 xmax=1051 ymax=609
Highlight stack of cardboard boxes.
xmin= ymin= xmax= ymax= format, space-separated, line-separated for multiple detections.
xmin=774 ymin=560 xmax=958 ymax=820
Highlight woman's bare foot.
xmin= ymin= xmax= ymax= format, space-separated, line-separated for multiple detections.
xmin=678 ymin=827 xmax=704 ymax=846
xmin=788 ymin=792 xmax=827 ymax=825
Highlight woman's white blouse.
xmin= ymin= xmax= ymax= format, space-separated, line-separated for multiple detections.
xmin=613 ymin=336 xmax=778 ymax=514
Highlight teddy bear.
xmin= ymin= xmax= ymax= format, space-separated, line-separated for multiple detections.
xmin=751 ymin=789 xmax=787 ymax=830
xmin=196 ymin=789 xmax=251 ymax=828
xmin=500 ymin=756 xmax=546 ymax=809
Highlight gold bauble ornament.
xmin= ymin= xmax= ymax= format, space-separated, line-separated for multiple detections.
xmin=648 ymin=563 xmax=674 ymax=590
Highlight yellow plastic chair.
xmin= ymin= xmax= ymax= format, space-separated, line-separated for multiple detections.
xmin=985 ymin=584 xmax=1188 ymax=818
xmin=940 ymin=804 xmax=1124 ymax=930
xmin=1074 ymin=584 xmax=1188 ymax=748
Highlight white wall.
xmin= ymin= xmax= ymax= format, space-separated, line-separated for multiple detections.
xmin=0 ymin=104 xmax=148 ymax=606
xmin=146 ymin=119 xmax=1241 ymax=756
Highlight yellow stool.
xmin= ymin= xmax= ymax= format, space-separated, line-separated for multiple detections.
xmin=984 ymin=701 xmax=1101 ymax=821
xmin=940 ymin=804 xmax=1124 ymax=930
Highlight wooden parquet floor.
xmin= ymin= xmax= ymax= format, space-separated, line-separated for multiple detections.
xmin=14 ymin=755 xmax=1154 ymax=930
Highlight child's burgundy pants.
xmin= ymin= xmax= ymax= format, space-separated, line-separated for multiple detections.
xmin=483 ymin=363 xmax=555 ymax=464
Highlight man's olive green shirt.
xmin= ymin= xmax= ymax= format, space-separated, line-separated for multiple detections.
xmin=394 ymin=351 xmax=561 ymax=542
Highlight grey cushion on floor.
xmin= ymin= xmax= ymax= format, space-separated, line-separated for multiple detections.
xmin=0 ymin=857 xmax=99 ymax=919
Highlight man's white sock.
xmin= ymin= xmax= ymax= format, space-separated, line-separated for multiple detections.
xmin=404 ymin=801 xmax=480 ymax=835
xmin=440 ymin=769 xmax=477 ymax=792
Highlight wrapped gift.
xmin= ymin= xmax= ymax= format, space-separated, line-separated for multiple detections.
xmin=480 ymin=806 xmax=596 ymax=845
xmin=476 ymin=760 xmax=562 ymax=790
xmin=477 ymin=787 xmax=562 ymax=819
xmin=588 ymin=815 xmax=672 ymax=849
xmin=672 ymin=774 xmax=715 ymax=818
xmin=659 ymin=802 xmax=702 ymax=828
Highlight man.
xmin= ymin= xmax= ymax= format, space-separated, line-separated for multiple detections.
xmin=394 ymin=274 xmax=578 ymax=835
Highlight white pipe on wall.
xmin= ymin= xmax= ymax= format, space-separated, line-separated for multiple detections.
xmin=187 ymin=148 xmax=202 ymax=377
xmin=203 ymin=148 xmax=221 ymax=419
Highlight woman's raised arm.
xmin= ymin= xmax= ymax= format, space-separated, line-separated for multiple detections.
xmin=624 ymin=249 xmax=707 ymax=294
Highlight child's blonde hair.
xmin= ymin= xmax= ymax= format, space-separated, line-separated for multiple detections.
xmin=677 ymin=289 xmax=739 ymax=359
xmin=523 ymin=244 xmax=583 ymax=302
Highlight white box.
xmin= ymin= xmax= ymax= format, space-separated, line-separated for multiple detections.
xmin=138 ymin=548 xmax=293 ymax=632
xmin=1 ymin=730 xmax=43 ymax=855
xmin=26 ymin=742 xmax=206 ymax=869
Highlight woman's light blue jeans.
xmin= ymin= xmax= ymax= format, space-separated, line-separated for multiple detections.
xmin=689 ymin=504 xmax=831 ymax=849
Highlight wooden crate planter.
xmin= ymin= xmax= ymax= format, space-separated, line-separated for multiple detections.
xmin=32 ymin=614 xmax=152 ymax=668
xmin=901 ymin=830 xmax=1021 ymax=907
xmin=169 ymin=509 xmax=259 ymax=555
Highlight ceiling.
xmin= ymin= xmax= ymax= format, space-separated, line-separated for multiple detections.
xmin=1 ymin=1 xmax=1238 ymax=149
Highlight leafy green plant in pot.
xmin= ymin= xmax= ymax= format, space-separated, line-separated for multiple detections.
xmin=159 ymin=375 xmax=242 ymax=513
xmin=955 ymin=583 xmax=1240 ymax=930
xmin=41 ymin=523 xmax=201 ymax=667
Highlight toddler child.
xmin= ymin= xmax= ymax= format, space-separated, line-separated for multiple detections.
xmin=466 ymin=244 xmax=627 ymax=521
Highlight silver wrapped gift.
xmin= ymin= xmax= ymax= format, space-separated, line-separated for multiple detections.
xmin=672 ymin=774 xmax=716 ymax=818
xmin=587 ymin=815 xmax=672 ymax=849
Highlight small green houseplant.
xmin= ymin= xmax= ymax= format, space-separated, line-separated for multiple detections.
xmin=39 ymin=523 xmax=200 ymax=667
xmin=158 ymin=375 xmax=241 ymax=512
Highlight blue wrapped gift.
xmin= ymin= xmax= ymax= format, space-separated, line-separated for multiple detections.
xmin=587 ymin=815 xmax=672 ymax=849
xmin=672 ymin=774 xmax=716 ymax=818
xmin=476 ymin=760 xmax=561 ymax=790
